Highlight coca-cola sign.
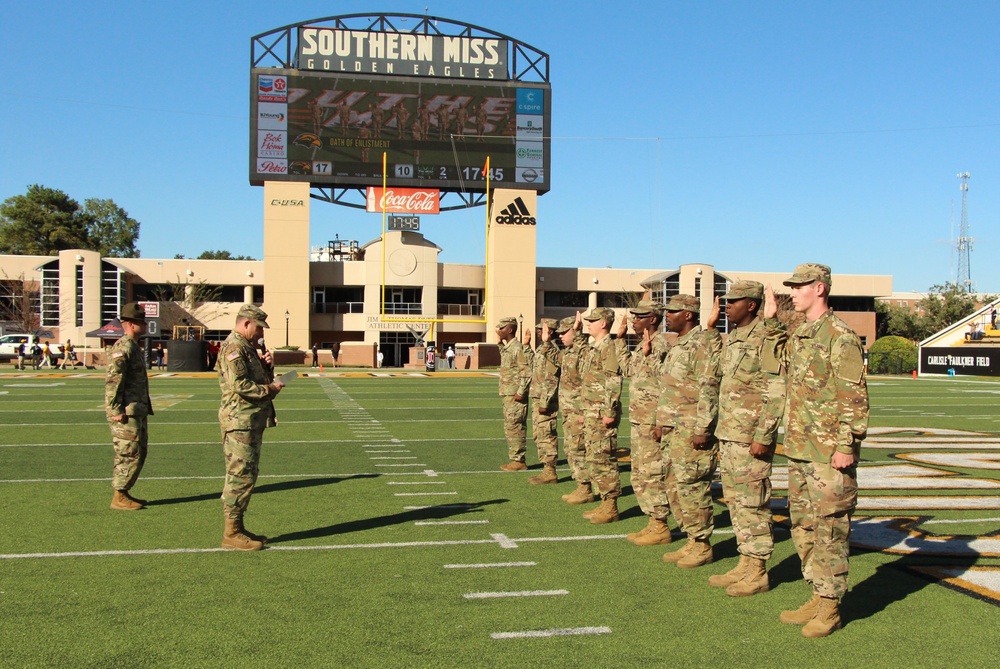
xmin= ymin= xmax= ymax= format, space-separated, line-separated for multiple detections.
xmin=366 ymin=187 xmax=440 ymax=214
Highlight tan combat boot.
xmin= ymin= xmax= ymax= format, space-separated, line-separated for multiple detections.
xmin=239 ymin=518 xmax=270 ymax=545
xmin=677 ymin=538 xmax=714 ymax=569
xmin=562 ymin=482 xmax=597 ymax=504
xmin=588 ymin=498 xmax=619 ymax=524
xmin=726 ymin=557 xmax=769 ymax=597
xmin=110 ymin=490 xmax=144 ymax=511
xmin=780 ymin=593 xmax=823 ymax=625
xmin=221 ymin=517 xmax=264 ymax=551
xmin=632 ymin=518 xmax=672 ymax=546
xmin=528 ymin=464 xmax=558 ymax=485
xmin=801 ymin=597 xmax=842 ymax=638
xmin=708 ymin=555 xmax=749 ymax=587
xmin=500 ymin=460 xmax=528 ymax=472
xmin=662 ymin=540 xmax=691 ymax=563
xmin=627 ymin=517 xmax=656 ymax=543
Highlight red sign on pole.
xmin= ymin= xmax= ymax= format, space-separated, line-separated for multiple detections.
xmin=366 ymin=187 xmax=440 ymax=214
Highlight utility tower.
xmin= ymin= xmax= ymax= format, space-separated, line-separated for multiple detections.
xmin=956 ymin=172 xmax=973 ymax=293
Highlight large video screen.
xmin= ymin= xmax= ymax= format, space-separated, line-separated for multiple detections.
xmin=250 ymin=68 xmax=550 ymax=193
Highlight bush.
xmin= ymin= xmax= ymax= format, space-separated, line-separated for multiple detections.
xmin=868 ymin=336 xmax=917 ymax=375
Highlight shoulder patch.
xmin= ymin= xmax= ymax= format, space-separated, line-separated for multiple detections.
xmin=111 ymin=351 xmax=124 ymax=359
xmin=836 ymin=340 xmax=865 ymax=384
xmin=226 ymin=351 xmax=240 ymax=361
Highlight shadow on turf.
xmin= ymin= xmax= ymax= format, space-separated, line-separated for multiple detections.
xmin=267 ymin=498 xmax=509 ymax=544
xmin=145 ymin=474 xmax=378 ymax=507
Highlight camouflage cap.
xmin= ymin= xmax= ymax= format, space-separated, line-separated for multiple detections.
xmin=783 ymin=263 xmax=832 ymax=287
xmin=237 ymin=304 xmax=270 ymax=328
xmin=664 ymin=294 xmax=700 ymax=313
xmin=583 ymin=307 xmax=615 ymax=322
xmin=537 ymin=318 xmax=558 ymax=330
xmin=723 ymin=280 xmax=764 ymax=301
xmin=555 ymin=316 xmax=577 ymax=333
xmin=119 ymin=302 xmax=147 ymax=323
xmin=628 ymin=299 xmax=665 ymax=316
xmin=496 ymin=316 xmax=518 ymax=329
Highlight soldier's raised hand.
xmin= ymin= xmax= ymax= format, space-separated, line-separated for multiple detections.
xmin=763 ymin=283 xmax=778 ymax=319
xmin=705 ymin=296 xmax=721 ymax=330
xmin=616 ymin=314 xmax=628 ymax=338
xmin=522 ymin=327 xmax=532 ymax=346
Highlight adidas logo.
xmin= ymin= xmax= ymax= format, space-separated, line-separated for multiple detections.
xmin=495 ymin=197 xmax=536 ymax=225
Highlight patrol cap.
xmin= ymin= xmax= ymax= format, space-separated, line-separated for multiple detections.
xmin=496 ymin=316 xmax=518 ymax=329
xmin=237 ymin=304 xmax=270 ymax=328
xmin=664 ymin=294 xmax=700 ymax=313
xmin=628 ymin=299 xmax=665 ymax=316
xmin=119 ymin=303 xmax=147 ymax=323
xmin=537 ymin=318 xmax=558 ymax=330
xmin=582 ymin=307 xmax=615 ymax=322
xmin=783 ymin=263 xmax=832 ymax=287
xmin=723 ymin=280 xmax=764 ymax=301
xmin=555 ymin=316 xmax=577 ymax=333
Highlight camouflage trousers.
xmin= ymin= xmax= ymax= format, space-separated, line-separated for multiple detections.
xmin=719 ymin=440 xmax=774 ymax=560
xmin=222 ymin=428 xmax=263 ymax=519
xmin=562 ymin=408 xmax=588 ymax=483
xmin=662 ymin=427 xmax=718 ymax=540
xmin=531 ymin=403 xmax=559 ymax=466
xmin=787 ymin=457 xmax=858 ymax=600
xmin=501 ymin=395 xmax=528 ymax=462
xmin=583 ymin=410 xmax=620 ymax=499
xmin=630 ymin=422 xmax=671 ymax=521
xmin=109 ymin=416 xmax=148 ymax=491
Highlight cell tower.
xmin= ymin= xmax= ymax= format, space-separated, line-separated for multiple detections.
xmin=956 ymin=172 xmax=973 ymax=293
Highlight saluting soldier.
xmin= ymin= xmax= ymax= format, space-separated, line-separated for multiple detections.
xmin=217 ymin=304 xmax=285 ymax=551
xmin=526 ymin=319 xmax=561 ymax=485
xmin=555 ymin=316 xmax=594 ymax=504
xmin=105 ymin=303 xmax=154 ymax=510
xmin=497 ymin=316 xmax=531 ymax=471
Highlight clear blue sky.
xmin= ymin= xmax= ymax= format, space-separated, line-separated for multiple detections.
xmin=3 ymin=1 xmax=998 ymax=294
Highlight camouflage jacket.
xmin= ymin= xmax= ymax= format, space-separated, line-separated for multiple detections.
xmin=778 ymin=309 xmax=868 ymax=463
xmin=528 ymin=340 xmax=560 ymax=410
xmin=498 ymin=338 xmax=531 ymax=397
xmin=656 ymin=326 xmax=721 ymax=435
xmin=580 ymin=333 xmax=623 ymax=420
xmin=557 ymin=336 xmax=587 ymax=413
xmin=105 ymin=334 xmax=153 ymax=420
xmin=217 ymin=330 xmax=277 ymax=432
xmin=716 ymin=316 xmax=786 ymax=445
xmin=625 ymin=332 xmax=671 ymax=425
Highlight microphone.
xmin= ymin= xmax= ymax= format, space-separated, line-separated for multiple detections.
xmin=257 ymin=337 xmax=267 ymax=353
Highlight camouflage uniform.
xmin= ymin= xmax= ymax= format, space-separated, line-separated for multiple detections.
xmin=218 ymin=328 xmax=278 ymax=520
xmin=105 ymin=331 xmax=153 ymax=493
xmin=717 ymin=308 xmax=785 ymax=561
xmin=656 ymin=321 xmax=722 ymax=541
xmin=529 ymin=321 xmax=560 ymax=468
xmin=580 ymin=310 xmax=624 ymax=500
xmin=778 ymin=305 xmax=868 ymax=600
xmin=624 ymin=325 xmax=672 ymax=520
xmin=558 ymin=325 xmax=589 ymax=484
xmin=498 ymin=320 xmax=531 ymax=463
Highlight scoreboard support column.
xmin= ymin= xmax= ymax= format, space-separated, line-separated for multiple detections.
xmin=486 ymin=188 xmax=538 ymax=332
xmin=263 ymin=181 xmax=311 ymax=349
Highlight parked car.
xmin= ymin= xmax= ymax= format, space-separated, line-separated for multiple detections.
xmin=0 ymin=334 xmax=64 ymax=361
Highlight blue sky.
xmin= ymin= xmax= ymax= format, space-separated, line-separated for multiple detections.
xmin=2 ymin=1 xmax=998 ymax=294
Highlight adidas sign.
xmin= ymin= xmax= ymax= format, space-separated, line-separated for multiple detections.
xmin=495 ymin=197 xmax=536 ymax=225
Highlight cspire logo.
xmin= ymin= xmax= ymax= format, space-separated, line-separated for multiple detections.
xmin=495 ymin=197 xmax=536 ymax=225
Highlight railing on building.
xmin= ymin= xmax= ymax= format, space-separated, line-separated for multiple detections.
xmin=313 ymin=302 xmax=365 ymax=314
xmin=437 ymin=304 xmax=484 ymax=317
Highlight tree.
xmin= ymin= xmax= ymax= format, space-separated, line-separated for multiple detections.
xmin=0 ymin=185 xmax=90 ymax=255
xmin=83 ymin=198 xmax=140 ymax=258
xmin=0 ymin=273 xmax=40 ymax=334
xmin=197 ymin=250 xmax=256 ymax=260
xmin=917 ymin=283 xmax=982 ymax=338
xmin=876 ymin=301 xmax=925 ymax=341
xmin=868 ymin=336 xmax=917 ymax=375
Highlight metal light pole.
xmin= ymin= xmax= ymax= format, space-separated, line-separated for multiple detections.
xmin=284 ymin=310 xmax=290 ymax=347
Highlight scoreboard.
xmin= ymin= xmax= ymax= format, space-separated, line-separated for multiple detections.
xmin=250 ymin=69 xmax=550 ymax=193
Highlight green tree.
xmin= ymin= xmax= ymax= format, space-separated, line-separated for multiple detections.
xmin=197 ymin=250 xmax=256 ymax=260
xmin=876 ymin=301 xmax=925 ymax=341
xmin=917 ymin=283 xmax=982 ymax=338
xmin=868 ymin=335 xmax=918 ymax=374
xmin=83 ymin=198 xmax=140 ymax=258
xmin=0 ymin=185 xmax=90 ymax=255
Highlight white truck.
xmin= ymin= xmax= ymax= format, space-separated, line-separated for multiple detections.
xmin=0 ymin=334 xmax=64 ymax=361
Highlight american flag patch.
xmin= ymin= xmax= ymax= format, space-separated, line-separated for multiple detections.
xmin=226 ymin=352 xmax=240 ymax=361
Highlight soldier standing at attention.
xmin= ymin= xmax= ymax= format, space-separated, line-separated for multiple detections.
xmin=497 ymin=316 xmax=531 ymax=471
xmin=766 ymin=264 xmax=868 ymax=638
xmin=617 ymin=300 xmax=674 ymax=546
xmin=217 ymin=305 xmax=285 ymax=551
xmin=555 ymin=317 xmax=595 ymax=505
xmin=656 ymin=294 xmax=722 ymax=568
xmin=579 ymin=307 xmax=624 ymax=524
xmin=526 ymin=319 xmax=561 ymax=485
xmin=105 ymin=303 xmax=153 ymax=510
xmin=707 ymin=282 xmax=785 ymax=596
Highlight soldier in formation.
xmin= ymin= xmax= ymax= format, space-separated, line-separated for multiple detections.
xmin=555 ymin=316 xmax=595 ymax=505
xmin=496 ymin=316 xmax=531 ymax=472
xmin=526 ymin=319 xmax=561 ymax=485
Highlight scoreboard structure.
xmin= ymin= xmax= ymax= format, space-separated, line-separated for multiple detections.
xmin=250 ymin=14 xmax=552 ymax=210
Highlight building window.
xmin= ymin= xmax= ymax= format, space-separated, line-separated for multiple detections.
xmin=39 ymin=261 xmax=59 ymax=328
xmin=543 ymin=291 xmax=588 ymax=308
xmin=313 ymin=286 xmax=364 ymax=314
xmin=597 ymin=292 xmax=643 ymax=308
xmin=384 ymin=287 xmax=422 ymax=315
xmin=75 ymin=265 xmax=84 ymax=327
xmin=438 ymin=288 xmax=483 ymax=316
xmin=101 ymin=262 xmax=126 ymax=326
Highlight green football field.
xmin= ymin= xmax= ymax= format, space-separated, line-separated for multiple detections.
xmin=1 ymin=370 xmax=997 ymax=668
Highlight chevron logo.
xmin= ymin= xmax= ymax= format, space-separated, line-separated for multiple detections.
xmin=495 ymin=197 xmax=536 ymax=225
